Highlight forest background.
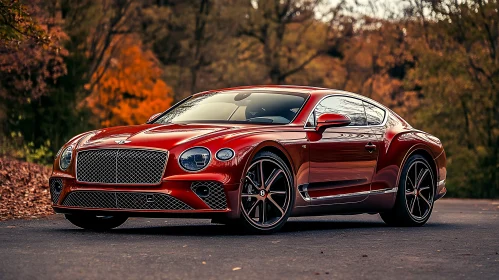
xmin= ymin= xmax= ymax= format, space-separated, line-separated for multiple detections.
xmin=1 ymin=0 xmax=498 ymax=198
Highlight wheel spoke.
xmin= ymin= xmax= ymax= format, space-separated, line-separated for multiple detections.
xmin=270 ymin=191 xmax=286 ymax=195
xmin=407 ymin=176 xmax=415 ymax=190
xmin=267 ymin=195 xmax=285 ymax=216
xmin=247 ymin=200 xmax=260 ymax=216
xmin=414 ymin=162 xmax=418 ymax=190
xmin=259 ymin=161 xmax=265 ymax=189
xmin=265 ymin=168 xmax=283 ymax=191
xmin=416 ymin=169 xmax=429 ymax=189
xmin=416 ymin=196 xmax=422 ymax=217
xmin=419 ymin=193 xmax=431 ymax=207
xmin=410 ymin=197 xmax=417 ymax=214
xmin=419 ymin=186 xmax=430 ymax=191
xmin=260 ymin=200 xmax=266 ymax=223
xmin=405 ymin=190 xmax=414 ymax=196
xmin=245 ymin=176 xmax=259 ymax=191
xmin=241 ymin=194 xmax=259 ymax=198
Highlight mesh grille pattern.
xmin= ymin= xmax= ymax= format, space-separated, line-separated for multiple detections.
xmin=191 ymin=181 xmax=227 ymax=210
xmin=49 ymin=178 xmax=63 ymax=204
xmin=76 ymin=149 xmax=168 ymax=184
xmin=62 ymin=191 xmax=192 ymax=210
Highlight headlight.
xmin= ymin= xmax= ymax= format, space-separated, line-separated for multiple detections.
xmin=179 ymin=147 xmax=211 ymax=172
xmin=59 ymin=146 xmax=73 ymax=171
xmin=216 ymin=148 xmax=235 ymax=161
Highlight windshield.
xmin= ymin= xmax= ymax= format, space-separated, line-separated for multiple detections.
xmin=153 ymin=91 xmax=307 ymax=125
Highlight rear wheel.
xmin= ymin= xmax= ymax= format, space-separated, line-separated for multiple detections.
xmin=380 ymin=155 xmax=435 ymax=226
xmin=237 ymin=151 xmax=294 ymax=234
xmin=65 ymin=214 xmax=128 ymax=230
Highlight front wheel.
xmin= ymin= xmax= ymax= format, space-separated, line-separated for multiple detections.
xmin=65 ymin=214 xmax=128 ymax=230
xmin=380 ymin=155 xmax=435 ymax=226
xmin=237 ymin=151 xmax=295 ymax=234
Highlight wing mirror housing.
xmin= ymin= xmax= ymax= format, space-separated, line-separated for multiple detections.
xmin=315 ymin=113 xmax=351 ymax=132
xmin=147 ymin=113 xmax=162 ymax=123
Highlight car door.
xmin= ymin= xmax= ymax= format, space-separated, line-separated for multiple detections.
xmin=362 ymin=100 xmax=389 ymax=192
xmin=306 ymin=96 xmax=379 ymax=204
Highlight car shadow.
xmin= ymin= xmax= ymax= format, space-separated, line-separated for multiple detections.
xmin=52 ymin=219 xmax=446 ymax=237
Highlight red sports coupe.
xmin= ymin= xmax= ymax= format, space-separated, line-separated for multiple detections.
xmin=50 ymin=86 xmax=447 ymax=233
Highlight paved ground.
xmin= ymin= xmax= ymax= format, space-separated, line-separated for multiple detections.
xmin=1 ymin=199 xmax=498 ymax=280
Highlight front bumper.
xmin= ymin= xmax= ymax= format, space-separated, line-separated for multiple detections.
xmin=435 ymin=179 xmax=447 ymax=200
xmin=50 ymin=177 xmax=240 ymax=219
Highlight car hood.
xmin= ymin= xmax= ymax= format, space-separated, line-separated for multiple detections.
xmin=77 ymin=123 xmax=242 ymax=151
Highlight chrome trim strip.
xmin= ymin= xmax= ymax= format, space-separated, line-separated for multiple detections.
xmin=75 ymin=147 xmax=169 ymax=185
xmin=300 ymin=187 xmax=398 ymax=201
xmin=303 ymin=92 xmax=388 ymax=130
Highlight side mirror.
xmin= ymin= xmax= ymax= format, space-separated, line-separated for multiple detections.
xmin=316 ymin=113 xmax=351 ymax=132
xmin=147 ymin=113 xmax=162 ymax=123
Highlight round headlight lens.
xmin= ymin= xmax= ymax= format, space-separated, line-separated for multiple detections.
xmin=216 ymin=148 xmax=235 ymax=161
xmin=179 ymin=147 xmax=211 ymax=172
xmin=59 ymin=146 xmax=73 ymax=171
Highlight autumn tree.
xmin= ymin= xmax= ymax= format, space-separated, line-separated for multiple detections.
xmin=405 ymin=0 xmax=499 ymax=197
xmin=236 ymin=0 xmax=347 ymax=84
xmin=0 ymin=0 xmax=50 ymax=46
xmin=0 ymin=0 xmax=68 ymax=162
xmin=139 ymin=0 xmax=235 ymax=100
xmin=86 ymin=36 xmax=173 ymax=127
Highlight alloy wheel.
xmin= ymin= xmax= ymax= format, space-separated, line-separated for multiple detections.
xmin=241 ymin=158 xmax=291 ymax=228
xmin=405 ymin=160 xmax=434 ymax=221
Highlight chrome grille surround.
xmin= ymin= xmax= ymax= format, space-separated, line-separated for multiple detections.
xmin=62 ymin=191 xmax=193 ymax=210
xmin=49 ymin=178 xmax=63 ymax=204
xmin=191 ymin=181 xmax=227 ymax=210
xmin=76 ymin=148 xmax=168 ymax=184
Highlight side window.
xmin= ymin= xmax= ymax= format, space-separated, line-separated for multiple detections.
xmin=363 ymin=101 xmax=385 ymax=125
xmin=314 ymin=96 xmax=367 ymax=126
xmin=306 ymin=111 xmax=316 ymax=127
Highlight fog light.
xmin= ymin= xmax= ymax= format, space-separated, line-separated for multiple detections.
xmin=195 ymin=185 xmax=210 ymax=198
xmin=54 ymin=181 xmax=62 ymax=193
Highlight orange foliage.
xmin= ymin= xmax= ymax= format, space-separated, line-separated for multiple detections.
xmin=86 ymin=37 xmax=173 ymax=127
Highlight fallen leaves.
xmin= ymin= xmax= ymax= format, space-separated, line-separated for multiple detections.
xmin=0 ymin=157 xmax=53 ymax=221
xmin=232 ymin=267 xmax=241 ymax=271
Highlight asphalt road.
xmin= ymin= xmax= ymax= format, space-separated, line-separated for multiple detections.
xmin=1 ymin=199 xmax=498 ymax=280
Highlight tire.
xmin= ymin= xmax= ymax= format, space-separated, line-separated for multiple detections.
xmin=236 ymin=151 xmax=295 ymax=234
xmin=65 ymin=214 xmax=128 ymax=230
xmin=380 ymin=154 xmax=435 ymax=227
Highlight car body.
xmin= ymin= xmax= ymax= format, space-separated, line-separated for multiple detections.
xmin=50 ymin=85 xmax=447 ymax=233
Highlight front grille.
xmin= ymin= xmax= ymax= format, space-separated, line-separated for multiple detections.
xmin=191 ymin=181 xmax=227 ymax=210
xmin=76 ymin=149 xmax=168 ymax=184
xmin=62 ymin=191 xmax=193 ymax=210
xmin=49 ymin=178 xmax=63 ymax=204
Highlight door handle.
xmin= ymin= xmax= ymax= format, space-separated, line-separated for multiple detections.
xmin=365 ymin=142 xmax=376 ymax=153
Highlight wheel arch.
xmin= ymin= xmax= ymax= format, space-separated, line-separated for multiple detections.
xmin=396 ymin=146 xmax=438 ymax=191
xmin=242 ymin=141 xmax=295 ymax=179
xmin=380 ymin=130 xmax=441 ymax=194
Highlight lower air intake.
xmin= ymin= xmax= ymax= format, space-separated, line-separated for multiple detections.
xmin=49 ymin=178 xmax=63 ymax=204
xmin=62 ymin=191 xmax=193 ymax=210
xmin=191 ymin=181 xmax=227 ymax=210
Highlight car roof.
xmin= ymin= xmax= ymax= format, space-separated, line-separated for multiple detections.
xmin=203 ymin=85 xmax=329 ymax=94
